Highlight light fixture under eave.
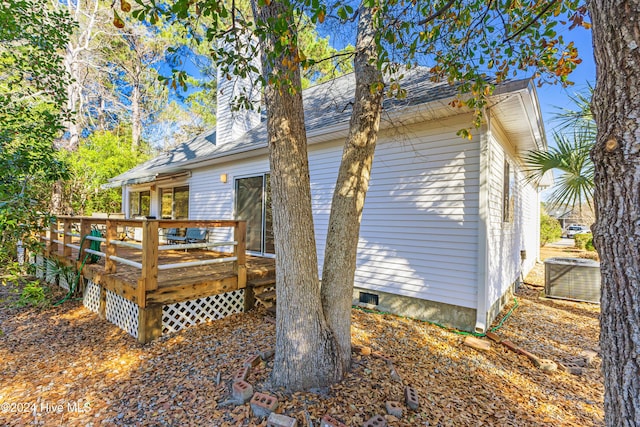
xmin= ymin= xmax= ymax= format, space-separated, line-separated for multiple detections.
xmin=220 ymin=173 xmax=228 ymax=184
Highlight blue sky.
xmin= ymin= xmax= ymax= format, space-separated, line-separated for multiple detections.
xmin=536 ymin=27 xmax=595 ymax=142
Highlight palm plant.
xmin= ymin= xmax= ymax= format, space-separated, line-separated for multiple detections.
xmin=553 ymin=85 xmax=596 ymax=141
xmin=524 ymin=86 xmax=595 ymax=210
xmin=524 ymin=132 xmax=594 ymax=209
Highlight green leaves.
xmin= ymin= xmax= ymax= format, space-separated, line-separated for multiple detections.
xmin=524 ymin=132 xmax=594 ymax=210
xmin=336 ymin=4 xmax=353 ymax=20
xmin=524 ymin=86 xmax=595 ymax=211
xmin=0 ymin=0 xmax=74 ymax=264
xmin=60 ymin=130 xmax=151 ymax=215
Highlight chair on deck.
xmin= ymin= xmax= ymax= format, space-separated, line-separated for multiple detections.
xmin=185 ymin=227 xmax=208 ymax=243
xmin=165 ymin=228 xmax=183 ymax=244
xmin=166 ymin=227 xmax=208 ymax=246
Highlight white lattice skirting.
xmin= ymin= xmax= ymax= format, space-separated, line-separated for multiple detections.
xmin=82 ymin=282 xmax=246 ymax=340
xmin=83 ymin=280 xmax=100 ymax=313
xmin=163 ymin=290 xmax=245 ymax=334
xmin=82 ymin=281 xmax=139 ymax=339
xmin=34 ymin=255 xmax=44 ymax=280
xmin=58 ymin=271 xmax=77 ymax=291
xmin=106 ymin=290 xmax=139 ymax=339
xmin=44 ymin=259 xmax=58 ymax=285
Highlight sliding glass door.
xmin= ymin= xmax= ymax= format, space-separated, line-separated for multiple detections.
xmin=235 ymin=174 xmax=274 ymax=255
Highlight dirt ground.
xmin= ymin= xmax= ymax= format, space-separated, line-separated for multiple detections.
xmin=0 ymin=244 xmax=602 ymax=426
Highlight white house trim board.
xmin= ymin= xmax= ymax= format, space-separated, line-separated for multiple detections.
xmin=479 ymin=110 xmax=541 ymax=329
xmin=475 ymin=118 xmax=491 ymax=333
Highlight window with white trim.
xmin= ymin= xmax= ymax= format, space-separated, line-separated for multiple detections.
xmin=160 ymin=186 xmax=189 ymax=219
xmin=129 ymin=190 xmax=150 ymax=218
xmin=502 ymin=159 xmax=514 ymax=223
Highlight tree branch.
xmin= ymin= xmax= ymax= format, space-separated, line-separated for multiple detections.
xmin=306 ymin=49 xmax=355 ymax=66
xmin=416 ymin=0 xmax=456 ymax=26
xmin=503 ymin=0 xmax=558 ymax=43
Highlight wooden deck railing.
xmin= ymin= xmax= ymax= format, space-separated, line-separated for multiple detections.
xmin=40 ymin=216 xmax=247 ymax=307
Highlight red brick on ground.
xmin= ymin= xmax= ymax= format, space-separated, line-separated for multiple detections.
xmin=385 ymin=400 xmax=403 ymax=418
xmin=320 ymin=414 xmax=348 ymax=427
xmin=404 ymin=386 xmax=419 ymax=410
xmin=250 ymin=392 xmax=279 ymax=418
xmin=231 ymin=380 xmax=253 ymax=403
xmin=233 ymin=366 xmax=250 ymax=383
xmin=363 ymin=414 xmax=387 ymax=427
xmin=242 ymin=353 xmax=261 ymax=368
xmin=266 ymin=413 xmax=297 ymax=427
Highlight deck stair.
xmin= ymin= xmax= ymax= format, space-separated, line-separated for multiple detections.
xmin=249 ymin=277 xmax=276 ymax=289
xmin=255 ymin=289 xmax=276 ymax=306
xmin=244 ymin=277 xmax=276 ymax=312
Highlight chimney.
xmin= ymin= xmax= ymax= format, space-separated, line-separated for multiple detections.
xmin=216 ymin=38 xmax=262 ymax=146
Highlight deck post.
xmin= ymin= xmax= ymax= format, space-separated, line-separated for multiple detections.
xmin=98 ymin=285 xmax=107 ymax=319
xmin=105 ymin=219 xmax=117 ymax=274
xmin=77 ymin=219 xmax=91 ymax=292
xmin=234 ymin=221 xmax=247 ymax=289
xmin=47 ymin=219 xmax=56 ymax=257
xmin=40 ymin=218 xmax=48 ymax=257
xmin=78 ymin=218 xmax=91 ymax=264
xmin=244 ymin=285 xmax=255 ymax=312
xmin=141 ymin=220 xmax=159 ymax=290
xmin=138 ymin=220 xmax=158 ymax=309
xmin=137 ymin=305 xmax=163 ymax=344
xmin=63 ymin=218 xmax=72 ymax=259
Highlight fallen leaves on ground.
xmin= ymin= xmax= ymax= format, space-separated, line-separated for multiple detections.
xmin=0 ymin=252 xmax=602 ymax=426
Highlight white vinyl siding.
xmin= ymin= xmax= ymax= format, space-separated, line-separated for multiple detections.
xmin=184 ymin=115 xmax=481 ymax=309
xmin=485 ymin=124 xmax=539 ymax=309
xmin=351 ymin=117 xmax=481 ymax=308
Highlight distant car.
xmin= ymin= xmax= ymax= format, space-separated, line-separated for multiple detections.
xmin=566 ymin=225 xmax=590 ymax=238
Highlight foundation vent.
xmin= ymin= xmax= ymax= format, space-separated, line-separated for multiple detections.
xmin=359 ymin=292 xmax=379 ymax=306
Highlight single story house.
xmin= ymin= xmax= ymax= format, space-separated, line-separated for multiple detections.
xmin=105 ymin=66 xmax=548 ymax=333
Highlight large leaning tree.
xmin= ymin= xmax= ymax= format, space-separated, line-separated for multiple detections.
xmin=589 ymin=1 xmax=640 ymax=425
xmin=127 ymin=0 xmax=586 ymax=391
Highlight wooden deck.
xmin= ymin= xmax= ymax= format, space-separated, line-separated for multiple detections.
xmin=73 ymin=248 xmax=275 ymax=305
xmin=41 ymin=216 xmax=275 ymax=342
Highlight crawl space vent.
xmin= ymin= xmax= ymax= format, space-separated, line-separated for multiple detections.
xmin=359 ymin=292 xmax=379 ymax=306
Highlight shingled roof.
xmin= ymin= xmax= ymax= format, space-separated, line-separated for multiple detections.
xmin=104 ymin=67 xmax=501 ymax=188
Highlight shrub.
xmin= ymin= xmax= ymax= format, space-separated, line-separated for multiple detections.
xmin=17 ymin=281 xmax=49 ymax=307
xmin=540 ymin=210 xmax=562 ymax=246
xmin=574 ymin=233 xmax=593 ymax=250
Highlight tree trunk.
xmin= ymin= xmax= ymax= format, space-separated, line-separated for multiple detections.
xmin=251 ymin=0 xmax=341 ymax=391
xmin=131 ymin=78 xmax=142 ymax=152
xmin=589 ymin=2 xmax=640 ymax=425
xmin=51 ymin=181 xmax=64 ymax=215
xmin=321 ymin=5 xmax=384 ymax=372
xmin=64 ymin=51 xmax=81 ymax=151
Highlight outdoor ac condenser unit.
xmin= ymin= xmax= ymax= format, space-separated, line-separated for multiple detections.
xmin=544 ymin=257 xmax=601 ymax=303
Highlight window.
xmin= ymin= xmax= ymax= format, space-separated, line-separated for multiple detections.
xmin=502 ymin=160 xmax=514 ymax=223
xmin=235 ymin=174 xmax=273 ymax=255
xmin=129 ymin=190 xmax=150 ymax=218
xmin=161 ymin=186 xmax=189 ymax=219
